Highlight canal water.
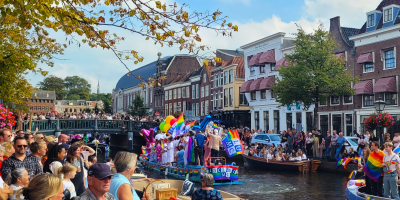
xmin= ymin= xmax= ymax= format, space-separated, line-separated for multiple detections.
xmin=100 ymin=148 xmax=348 ymax=200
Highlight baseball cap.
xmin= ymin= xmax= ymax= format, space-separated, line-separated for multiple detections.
xmin=88 ymin=163 xmax=114 ymax=179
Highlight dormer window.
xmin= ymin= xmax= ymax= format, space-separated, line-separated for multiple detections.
xmin=367 ymin=14 xmax=375 ymax=27
xmin=384 ymin=8 xmax=393 ymax=22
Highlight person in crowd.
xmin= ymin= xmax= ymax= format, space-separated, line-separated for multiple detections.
xmin=348 ymin=147 xmax=358 ymax=158
xmin=259 ymin=146 xmax=266 ymax=158
xmin=265 ymin=149 xmax=274 ymax=162
xmin=287 ymin=131 xmax=294 ymax=152
xmin=203 ymin=129 xmax=212 ymax=166
xmin=342 ymin=149 xmax=349 ymax=158
xmin=0 ymin=176 xmax=13 ymax=200
xmin=34 ymin=133 xmax=44 ymax=141
xmin=0 ymin=129 xmax=12 ymax=146
xmin=43 ymin=143 xmax=66 ymax=174
xmin=324 ymin=131 xmax=331 ymax=158
xmin=15 ymin=130 xmax=24 ymax=138
xmin=77 ymin=163 xmax=115 ymax=200
xmin=167 ymin=137 xmax=175 ymax=166
xmin=306 ymin=133 xmax=313 ymax=157
xmin=176 ymin=145 xmax=185 ymax=167
xmin=312 ymin=133 xmax=319 ymax=159
xmin=358 ymin=148 xmax=372 ymax=195
xmin=24 ymin=134 xmax=34 ymax=144
xmin=392 ymin=132 xmax=400 ymax=148
xmin=194 ymin=131 xmax=207 ymax=166
xmin=1 ymin=137 xmax=43 ymax=185
xmin=58 ymin=134 xmax=70 ymax=150
xmin=209 ymin=129 xmax=222 ymax=164
xmin=319 ymin=138 xmax=325 ymax=158
xmin=192 ymin=173 xmax=223 ymax=200
xmin=382 ymin=142 xmax=400 ymax=199
xmin=330 ymin=130 xmax=338 ymax=158
xmin=366 ymin=141 xmax=385 ymax=197
xmin=88 ymin=155 xmax=97 ymax=167
xmin=66 ymin=143 xmax=86 ymax=196
xmin=334 ymin=132 xmax=346 ymax=159
xmin=316 ymin=130 xmax=323 ymax=158
xmin=2 ymin=141 xmax=15 ymax=159
xmin=358 ymin=134 xmax=367 ymax=159
xmin=15 ymin=173 xmax=64 ymax=200
xmin=58 ymin=163 xmax=78 ymax=198
xmin=369 ymin=132 xmax=379 ymax=147
xmin=109 ymin=151 xmax=151 ymax=200
xmin=44 ymin=136 xmax=55 ymax=145
xmin=30 ymin=140 xmax=47 ymax=164
xmin=9 ymin=168 xmax=30 ymax=200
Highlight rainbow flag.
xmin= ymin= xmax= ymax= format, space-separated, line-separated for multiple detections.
xmin=187 ymin=137 xmax=195 ymax=162
xmin=95 ymin=140 xmax=99 ymax=146
xmin=394 ymin=146 xmax=400 ymax=155
xmin=205 ymin=165 xmax=239 ymax=181
xmin=142 ymin=149 xmax=148 ymax=155
xmin=161 ymin=140 xmax=166 ymax=149
xmin=348 ymin=170 xmax=357 ymax=179
xmin=363 ymin=150 xmax=385 ymax=182
xmin=188 ymin=121 xmax=195 ymax=127
xmin=343 ymin=158 xmax=353 ymax=170
xmin=193 ymin=169 xmax=199 ymax=176
xmin=336 ymin=158 xmax=344 ymax=168
xmin=222 ymin=129 xmax=244 ymax=157
xmin=212 ymin=123 xmax=218 ymax=129
xmin=353 ymin=157 xmax=361 ymax=163
xmin=174 ymin=113 xmax=185 ymax=137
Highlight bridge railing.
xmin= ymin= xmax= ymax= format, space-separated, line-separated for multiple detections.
xmin=21 ymin=119 xmax=159 ymax=133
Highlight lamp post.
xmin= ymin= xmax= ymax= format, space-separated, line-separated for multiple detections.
xmin=374 ymin=95 xmax=386 ymax=142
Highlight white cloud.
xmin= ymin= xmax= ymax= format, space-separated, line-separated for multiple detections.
xmin=217 ymin=0 xmax=251 ymax=6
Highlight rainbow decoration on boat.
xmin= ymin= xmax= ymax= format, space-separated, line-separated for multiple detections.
xmin=212 ymin=123 xmax=218 ymax=129
xmin=205 ymin=165 xmax=239 ymax=181
xmin=193 ymin=169 xmax=199 ymax=176
xmin=142 ymin=149 xmax=149 ymax=155
xmin=222 ymin=129 xmax=244 ymax=158
xmin=336 ymin=158 xmax=344 ymax=168
xmin=187 ymin=137 xmax=195 ymax=162
xmin=363 ymin=150 xmax=385 ymax=182
xmin=348 ymin=170 xmax=357 ymax=179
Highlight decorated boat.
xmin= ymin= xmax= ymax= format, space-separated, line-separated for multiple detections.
xmin=242 ymin=154 xmax=321 ymax=172
xmin=139 ymin=155 xmax=244 ymax=185
xmin=344 ymin=179 xmax=396 ymax=200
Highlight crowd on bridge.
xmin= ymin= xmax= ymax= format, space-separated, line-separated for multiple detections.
xmin=21 ymin=112 xmax=157 ymax=121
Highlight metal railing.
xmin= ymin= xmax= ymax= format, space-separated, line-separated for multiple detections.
xmin=21 ymin=119 xmax=159 ymax=133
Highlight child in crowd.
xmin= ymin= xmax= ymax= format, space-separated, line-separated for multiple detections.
xmin=58 ymin=163 xmax=78 ymax=198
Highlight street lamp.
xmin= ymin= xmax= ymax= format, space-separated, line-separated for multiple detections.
xmin=374 ymin=95 xmax=386 ymax=113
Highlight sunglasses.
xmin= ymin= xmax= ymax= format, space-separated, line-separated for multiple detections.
xmin=17 ymin=145 xmax=28 ymax=148
xmin=99 ymin=176 xmax=113 ymax=181
xmin=39 ymin=137 xmax=44 ymax=139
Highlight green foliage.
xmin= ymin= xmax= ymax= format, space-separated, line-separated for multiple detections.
xmin=66 ymin=94 xmax=80 ymax=100
xmin=37 ymin=75 xmax=67 ymax=100
xmin=83 ymin=107 xmax=92 ymax=113
xmin=273 ymin=24 xmax=358 ymax=127
xmin=90 ymin=93 xmax=112 ymax=113
xmin=127 ymin=95 xmax=149 ymax=118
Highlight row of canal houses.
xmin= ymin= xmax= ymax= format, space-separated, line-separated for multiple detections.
xmin=113 ymin=0 xmax=400 ymax=136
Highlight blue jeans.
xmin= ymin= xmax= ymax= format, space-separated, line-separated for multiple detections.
xmin=358 ymin=147 xmax=363 ymax=159
xmin=335 ymin=144 xmax=343 ymax=159
xmin=384 ymin=172 xmax=399 ymax=200
xmin=325 ymin=146 xmax=330 ymax=157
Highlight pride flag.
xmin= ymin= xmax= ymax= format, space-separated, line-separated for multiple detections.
xmin=161 ymin=140 xmax=166 ymax=149
xmin=174 ymin=113 xmax=185 ymax=137
xmin=142 ymin=149 xmax=148 ymax=155
xmin=394 ymin=146 xmax=400 ymax=155
xmin=343 ymin=158 xmax=353 ymax=170
xmin=222 ymin=129 xmax=244 ymax=157
xmin=336 ymin=158 xmax=344 ymax=168
xmin=363 ymin=150 xmax=385 ymax=182
xmin=187 ymin=137 xmax=195 ymax=162
xmin=353 ymin=157 xmax=361 ymax=163
xmin=348 ymin=170 xmax=357 ymax=179
xmin=212 ymin=123 xmax=218 ymax=129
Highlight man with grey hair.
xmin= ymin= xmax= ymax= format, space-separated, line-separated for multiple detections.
xmin=330 ymin=130 xmax=338 ymax=158
xmin=192 ymin=173 xmax=223 ymax=200
xmin=335 ymin=132 xmax=346 ymax=159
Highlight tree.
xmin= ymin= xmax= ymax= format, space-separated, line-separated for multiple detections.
xmin=273 ymin=24 xmax=358 ymax=130
xmin=90 ymin=93 xmax=113 ymax=113
xmin=93 ymin=104 xmax=100 ymax=114
xmin=127 ymin=95 xmax=149 ymax=118
xmin=37 ymin=75 xmax=67 ymax=100
xmin=64 ymin=76 xmax=91 ymax=93
xmin=65 ymin=94 xmax=80 ymax=100
xmin=83 ymin=107 xmax=92 ymax=113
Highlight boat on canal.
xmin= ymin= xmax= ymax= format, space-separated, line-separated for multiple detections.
xmin=242 ymin=154 xmax=321 ymax=172
xmin=345 ymin=180 xmax=396 ymax=200
xmin=139 ymin=155 xmax=245 ymax=185
xmin=134 ymin=179 xmax=240 ymax=200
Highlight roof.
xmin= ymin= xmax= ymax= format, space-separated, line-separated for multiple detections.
xmin=281 ymin=39 xmax=295 ymax=49
xmin=115 ymin=56 xmax=172 ymax=91
xmin=340 ymin=27 xmax=360 ymax=47
xmin=232 ymin=57 xmax=245 ymax=78
xmin=190 ymin=67 xmax=203 ymax=78
xmin=357 ymin=0 xmax=400 ymax=34
xmin=32 ymin=90 xmax=56 ymax=100
xmin=217 ymin=49 xmax=244 ymax=57
xmin=56 ymin=100 xmax=103 ymax=106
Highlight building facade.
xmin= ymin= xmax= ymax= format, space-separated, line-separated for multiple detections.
xmin=28 ymin=90 xmax=56 ymax=113
xmin=55 ymin=100 xmax=104 ymax=113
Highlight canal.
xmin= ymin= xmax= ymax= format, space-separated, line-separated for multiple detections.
xmin=102 ymin=148 xmax=348 ymax=200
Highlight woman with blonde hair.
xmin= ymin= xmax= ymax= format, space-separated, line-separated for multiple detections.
xmin=2 ymin=141 xmax=15 ymax=158
xmin=44 ymin=136 xmax=55 ymax=145
xmin=58 ymin=164 xmax=78 ymax=198
xmin=16 ymin=173 xmax=64 ymax=200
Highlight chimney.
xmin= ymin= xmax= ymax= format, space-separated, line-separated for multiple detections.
xmin=330 ymin=16 xmax=340 ymax=33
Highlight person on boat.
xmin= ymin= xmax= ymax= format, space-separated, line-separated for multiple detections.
xmin=275 ymin=150 xmax=286 ymax=161
xmin=334 ymin=132 xmax=346 ymax=159
xmin=287 ymin=131 xmax=294 ymax=153
xmin=265 ymin=149 xmax=275 ymax=161
xmin=260 ymin=146 xmax=266 ymax=158
xmin=194 ymin=131 xmax=207 ymax=166
xmin=306 ymin=132 xmax=313 ymax=158
xmin=348 ymin=147 xmax=359 ymax=158
xmin=358 ymin=134 xmax=367 ymax=159
xmin=167 ymin=137 xmax=174 ymax=166
xmin=363 ymin=141 xmax=385 ymax=197
xmin=203 ymin=127 xmax=212 ymax=167
xmin=312 ymin=133 xmax=319 ymax=159
xmin=382 ymin=142 xmax=400 ymax=199
xmin=358 ymin=147 xmax=372 ymax=195
xmin=191 ymin=173 xmax=223 ymax=200
xmin=270 ymin=143 xmax=277 ymax=153
xmin=176 ymin=145 xmax=185 ymax=167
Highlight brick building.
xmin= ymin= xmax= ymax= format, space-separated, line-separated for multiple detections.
xmin=28 ymin=90 xmax=56 ymax=113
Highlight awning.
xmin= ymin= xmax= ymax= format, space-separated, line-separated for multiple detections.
xmin=353 ymin=80 xmax=373 ymax=95
xmin=259 ymin=76 xmax=275 ymax=90
xmin=373 ymin=77 xmax=397 ymax=93
xmin=249 ymin=78 xmax=264 ymax=91
xmin=240 ymin=79 xmax=254 ymax=93
xmin=335 ymin=53 xmax=345 ymax=58
xmin=259 ymin=49 xmax=276 ymax=64
xmin=248 ymin=53 xmax=262 ymax=66
xmin=357 ymin=53 xmax=373 ymax=64
xmin=275 ymin=58 xmax=287 ymax=70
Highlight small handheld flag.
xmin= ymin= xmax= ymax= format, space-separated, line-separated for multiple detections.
xmin=212 ymin=123 xmax=218 ymax=129
xmin=348 ymin=170 xmax=357 ymax=179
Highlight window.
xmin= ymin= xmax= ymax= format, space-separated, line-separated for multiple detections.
xmin=30 ymin=99 xmax=33 ymax=102
xmin=169 ymin=103 xmax=172 ymax=115
xmin=331 ymin=96 xmax=339 ymax=105
xmin=250 ymin=66 xmax=256 ymax=76
xmin=46 ymin=107 xmax=49 ymax=111
xmin=260 ymin=90 xmax=266 ymax=100
xmin=344 ymin=95 xmax=353 ymax=104
xmin=229 ymin=87 xmax=233 ymax=107
xmin=368 ymin=14 xmax=375 ymax=27
xmin=178 ymin=88 xmax=181 ymax=98
xmin=186 ymin=87 xmax=190 ymax=98
xmin=218 ymin=93 xmax=222 ymax=108
xmin=384 ymin=8 xmax=393 ymax=22
xmin=201 ymin=101 xmax=204 ymax=116
xmin=205 ymin=85 xmax=209 ymax=96
xmin=42 ymin=106 xmax=45 ymax=111
xmin=38 ymin=106 xmax=41 ymax=111
xmin=173 ymin=89 xmax=177 ymax=99
xmin=165 ymin=92 xmax=168 ymax=100
xmin=270 ymin=63 xmax=276 ymax=72
xmin=181 ymin=87 xmax=185 ymax=98
xmin=363 ymin=95 xmax=374 ymax=107
xmin=169 ymin=90 xmax=172 ymax=100
xmin=34 ymin=106 xmax=37 ymax=111
xmin=254 ymin=111 xmax=259 ymax=130
xmin=39 ymin=99 xmax=42 ymax=103
xmin=183 ymin=101 xmax=186 ymax=113
xmin=35 ymin=99 xmax=37 ymax=103
xmin=229 ymin=69 xmax=233 ymax=83
xmin=196 ymin=84 xmax=199 ymax=98
xmin=260 ymin=65 xmax=266 ymax=73
xmin=47 ymin=100 xmax=49 ymax=103
xmin=224 ymin=89 xmax=228 ymax=107
xmin=219 ymin=74 xmax=223 ymax=86
xmin=385 ymin=93 xmax=397 ymax=105
xmin=174 ymin=102 xmax=177 ymax=113
xmin=384 ymin=50 xmax=395 ymax=69
xmin=264 ymin=111 xmax=269 ymax=133
xmin=50 ymin=107 xmax=52 ymax=111
xmin=250 ymin=91 xmax=256 ymax=100
xmin=271 ymin=90 xmax=277 ymax=99
xmin=192 ymin=104 xmax=195 ymax=114
xmin=205 ymin=101 xmax=209 ymax=115
xmin=224 ymin=71 xmax=228 ymax=85
xmin=213 ymin=76 xmax=217 ymax=88
xmin=201 ymin=87 xmax=204 ymax=98
xmin=203 ymin=74 xmax=206 ymax=83
xmin=30 ymin=106 xmax=33 ymax=111
xmin=212 ymin=93 xmax=216 ymax=108
xmin=345 ymin=114 xmax=353 ymax=136
xmin=192 ymin=85 xmax=195 ymax=99
xmin=364 ymin=62 xmax=374 ymax=73
xmin=239 ymin=89 xmax=248 ymax=106
xmin=196 ymin=103 xmax=199 ymax=116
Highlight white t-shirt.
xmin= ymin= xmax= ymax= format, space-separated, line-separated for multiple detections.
xmin=10 ymin=184 xmax=24 ymax=200
xmin=63 ymin=180 xmax=77 ymax=198
xmin=383 ymin=153 xmax=400 ymax=172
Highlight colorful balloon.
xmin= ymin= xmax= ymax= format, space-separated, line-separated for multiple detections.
xmin=165 ymin=115 xmax=175 ymax=124
xmin=170 ymin=118 xmax=177 ymax=126
xmin=163 ymin=124 xmax=171 ymax=133
xmin=159 ymin=122 xmax=166 ymax=132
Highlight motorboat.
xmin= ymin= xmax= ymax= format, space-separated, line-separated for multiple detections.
xmin=242 ymin=154 xmax=321 ymax=172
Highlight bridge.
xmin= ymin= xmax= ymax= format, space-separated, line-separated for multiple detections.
xmin=21 ymin=119 xmax=158 ymax=151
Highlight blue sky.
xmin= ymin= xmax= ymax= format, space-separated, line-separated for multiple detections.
xmin=26 ymin=0 xmax=382 ymax=94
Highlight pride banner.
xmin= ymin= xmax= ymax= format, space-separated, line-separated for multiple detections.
xmin=222 ymin=130 xmax=244 ymax=157
xmin=205 ymin=165 xmax=239 ymax=181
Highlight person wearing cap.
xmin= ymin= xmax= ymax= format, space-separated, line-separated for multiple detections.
xmin=77 ymin=163 xmax=116 ymax=200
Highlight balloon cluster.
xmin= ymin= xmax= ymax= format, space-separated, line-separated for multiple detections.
xmin=140 ymin=128 xmax=154 ymax=146
xmin=159 ymin=115 xmax=177 ymax=133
